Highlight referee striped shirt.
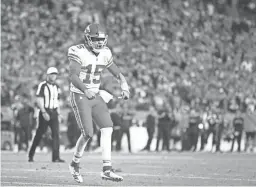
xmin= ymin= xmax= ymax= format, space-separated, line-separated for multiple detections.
xmin=36 ymin=81 xmax=60 ymax=109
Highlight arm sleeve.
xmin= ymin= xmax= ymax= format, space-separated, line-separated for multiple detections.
xmin=68 ymin=46 xmax=82 ymax=64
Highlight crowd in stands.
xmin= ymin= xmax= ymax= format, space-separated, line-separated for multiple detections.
xmin=2 ymin=0 xmax=256 ymax=112
xmin=1 ymin=0 xmax=256 ymax=151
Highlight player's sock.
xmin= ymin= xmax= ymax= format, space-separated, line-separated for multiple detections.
xmin=103 ymin=160 xmax=112 ymax=172
xmin=72 ymin=155 xmax=82 ymax=164
xmin=100 ymin=127 xmax=113 ymax=172
xmin=72 ymin=134 xmax=90 ymax=164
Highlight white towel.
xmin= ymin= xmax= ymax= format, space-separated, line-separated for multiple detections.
xmin=99 ymin=90 xmax=114 ymax=103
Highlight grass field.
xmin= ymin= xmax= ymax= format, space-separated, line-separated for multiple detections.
xmin=1 ymin=151 xmax=256 ymax=186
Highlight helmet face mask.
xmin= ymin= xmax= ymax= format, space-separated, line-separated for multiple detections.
xmin=84 ymin=24 xmax=108 ymax=53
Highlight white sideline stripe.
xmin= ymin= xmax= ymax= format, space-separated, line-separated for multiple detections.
xmin=1 ymin=156 xmax=195 ymax=160
xmin=2 ymin=153 xmax=256 ymax=161
xmin=1 ymin=176 xmax=27 ymax=179
xmin=170 ymin=175 xmax=256 ymax=182
xmin=1 ymin=182 xmax=79 ymax=187
xmin=1 ymin=162 xmax=167 ymax=169
xmin=2 ymin=168 xmax=256 ymax=182
xmin=1 ymin=181 xmax=55 ymax=186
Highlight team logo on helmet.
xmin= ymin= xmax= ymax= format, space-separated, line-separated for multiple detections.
xmin=86 ymin=25 xmax=90 ymax=33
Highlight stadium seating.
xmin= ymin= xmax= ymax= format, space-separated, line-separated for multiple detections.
xmin=1 ymin=0 xmax=256 ymax=112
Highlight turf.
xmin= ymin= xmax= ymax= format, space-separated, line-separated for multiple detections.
xmin=1 ymin=151 xmax=256 ymax=186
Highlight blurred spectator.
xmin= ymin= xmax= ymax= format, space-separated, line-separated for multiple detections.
xmin=1 ymin=0 xmax=256 ymax=153
xmin=207 ymin=110 xmax=218 ymax=151
xmin=110 ymin=107 xmax=122 ymax=151
xmin=187 ymin=109 xmax=201 ymax=151
xmin=214 ymin=111 xmax=225 ymax=152
xmin=66 ymin=108 xmax=80 ymax=149
xmin=198 ymin=110 xmax=209 ymax=151
xmin=141 ymin=106 xmax=157 ymax=151
xmin=2 ymin=0 xmax=256 ymax=113
xmin=15 ymin=94 xmax=34 ymax=151
xmin=230 ymin=110 xmax=244 ymax=152
xmin=155 ymin=107 xmax=171 ymax=152
xmin=174 ymin=106 xmax=190 ymax=151
xmin=243 ymin=107 xmax=256 ymax=152
xmin=118 ymin=104 xmax=134 ymax=153
xmin=168 ymin=112 xmax=178 ymax=150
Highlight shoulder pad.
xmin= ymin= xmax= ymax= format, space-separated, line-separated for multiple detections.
xmin=104 ymin=47 xmax=113 ymax=68
xmin=104 ymin=46 xmax=110 ymax=50
xmin=69 ymin=44 xmax=87 ymax=52
xmin=68 ymin=45 xmax=84 ymax=64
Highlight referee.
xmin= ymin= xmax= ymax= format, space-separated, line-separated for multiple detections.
xmin=28 ymin=67 xmax=64 ymax=163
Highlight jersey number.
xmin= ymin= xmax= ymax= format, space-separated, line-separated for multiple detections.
xmin=82 ymin=64 xmax=105 ymax=84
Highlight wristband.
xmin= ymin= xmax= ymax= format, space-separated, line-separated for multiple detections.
xmin=119 ymin=73 xmax=129 ymax=92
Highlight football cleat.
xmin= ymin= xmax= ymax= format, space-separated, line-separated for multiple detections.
xmin=69 ymin=162 xmax=83 ymax=183
xmin=101 ymin=170 xmax=123 ymax=182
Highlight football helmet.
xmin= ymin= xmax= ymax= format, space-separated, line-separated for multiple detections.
xmin=84 ymin=23 xmax=108 ymax=53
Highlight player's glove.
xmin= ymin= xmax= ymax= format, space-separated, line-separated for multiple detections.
xmin=121 ymin=90 xmax=130 ymax=100
xmin=84 ymin=89 xmax=96 ymax=100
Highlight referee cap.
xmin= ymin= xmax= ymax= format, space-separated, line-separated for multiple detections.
xmin=46 ymin=67 xmax=59 ymax=75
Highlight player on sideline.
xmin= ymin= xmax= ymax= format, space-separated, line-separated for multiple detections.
xmin=68 ymin=23 xmax=130 ymax=183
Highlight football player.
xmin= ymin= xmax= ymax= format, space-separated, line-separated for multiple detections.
xmin=68 ymin=23 xmax=130 ymax=183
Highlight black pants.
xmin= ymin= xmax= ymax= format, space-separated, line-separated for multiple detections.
xmin=187 ymin=126 xmax=199 ymax=151
xmin=156 ymin=125 xmax=170 ymax=151
xmin=144 ymin=128 xmax=154 ymax=151
xmin=112 ymin=128 xmax=121 ymax=151
xmin=29 ymin=109 xmax=60 ymax=161
xmin=231 ymin=131 xmax=242 ymax=152
xmin=209 ymin=127 xmax=222 ymax=151
xmin=116 ymin=129 xmax=131 ymax=152
xmin=199 ymin=130 xmax=208 ymax=151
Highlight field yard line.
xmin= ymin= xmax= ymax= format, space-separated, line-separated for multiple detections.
xmin=1 ymin=181 xmax=79 ymax=187
xmin=1 ymin=152 xmax=194 ymax=159
xmin=170 ymin=175 xmax=256 ymax=182
xmin=3 ymin=154 xmax=256 ymax=161
xmin=1 ymin=181 xmax=56 ymax=186
xmin=2 ymin=168 xmax=256 ymax=182
xmin=1 ymin=176 xmax=27 ymax=179
xmin=1 ymin=162 xmax=167 ymax=169
xmin=1 ymin=156 xmax=195 ymax=160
